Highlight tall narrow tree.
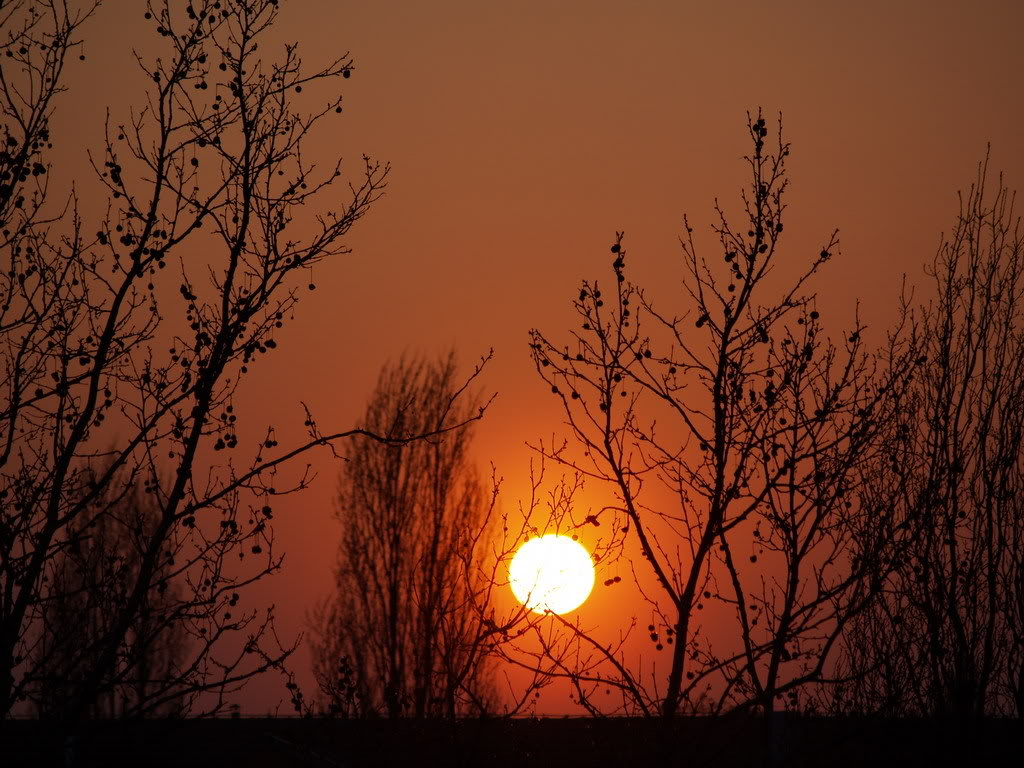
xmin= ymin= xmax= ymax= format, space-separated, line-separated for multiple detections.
xmin=311 ymin=352 xmax=496 ymax=718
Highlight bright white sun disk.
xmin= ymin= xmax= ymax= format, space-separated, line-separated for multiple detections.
xmin=509 ymin=534 xmax=595 ymax=614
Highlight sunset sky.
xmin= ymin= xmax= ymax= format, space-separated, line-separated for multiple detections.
xmin=53 ymin=0 xmax=1024 ymax=712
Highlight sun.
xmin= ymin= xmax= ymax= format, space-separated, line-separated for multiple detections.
xmin=509 ymin=534 xmax=595 ymax=614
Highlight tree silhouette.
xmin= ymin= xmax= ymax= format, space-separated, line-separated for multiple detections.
xmin=310 ymin=351 xmax=498 ymax=718
xmin=528 ymin=112 xmax=917 ymax=722
xmin=34 ymin=465 xmax=188 ymax=718
xmin=0 ymin=0 xmax=485 ymax=736
xmin=836 ymin=157 xmax=1024 ymax=721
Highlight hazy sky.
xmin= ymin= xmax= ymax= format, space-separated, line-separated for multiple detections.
xmin=55 ymin=0 xmax=1024 ymax=712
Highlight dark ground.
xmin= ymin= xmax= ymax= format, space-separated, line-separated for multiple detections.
xmin=3 ymin=714 xmax=1021 ymax=767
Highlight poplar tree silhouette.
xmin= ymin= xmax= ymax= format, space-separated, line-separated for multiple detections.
xmin=311 ymin=352 xmax=498 ymax=718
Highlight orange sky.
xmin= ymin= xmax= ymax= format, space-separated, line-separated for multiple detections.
xmin=51 ymin=0 xmax=1024 ymax=713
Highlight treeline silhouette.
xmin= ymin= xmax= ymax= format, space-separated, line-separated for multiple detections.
xmin=284 ymin=116 xmax=1024 ymax=756
xmin=1 ymin=1 xmax=1022 ymax=766
xmin=515 ymin=115 xmax=1024 ymax=766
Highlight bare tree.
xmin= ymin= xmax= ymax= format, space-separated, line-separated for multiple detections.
xmin=527 ymin=112 xmax=917 ymax=722
xmin=311 ymin=351 xmax=498 ymax=718
xmin=0 ymin=0 xmax=484 ymax=732
xmin=34 ymin=467 xmax=188 ymax=718
xmin=836 ymin=157 xmax=1024 ymax=720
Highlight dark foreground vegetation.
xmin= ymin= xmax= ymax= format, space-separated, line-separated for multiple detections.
xmin=3 ymin=3 xmax=1023 ymax=767
xmin=4 ymin=715 xmax=1022 ymax=767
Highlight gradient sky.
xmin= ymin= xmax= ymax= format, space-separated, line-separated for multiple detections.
xmin=53 ymin=0 xmax=1024 ymax=712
